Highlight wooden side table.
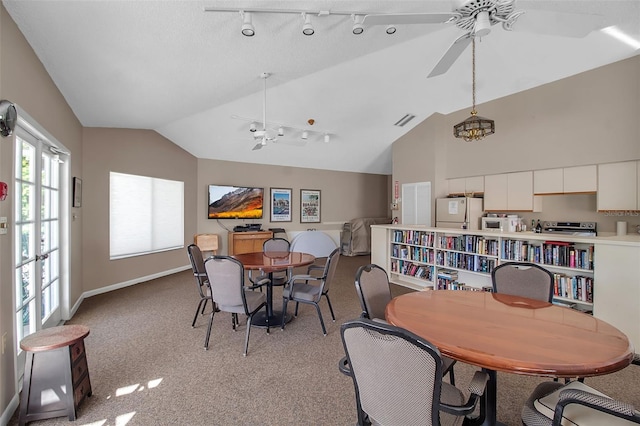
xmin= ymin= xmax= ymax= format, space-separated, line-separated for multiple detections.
xmin=19 ymin=325 xmax=92 ymax=425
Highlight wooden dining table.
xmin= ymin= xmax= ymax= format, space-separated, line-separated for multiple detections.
xmin=232 ymin=251 xmax=315 ymax=327
xmin=385 ymin=290 xmax=634 ymax=426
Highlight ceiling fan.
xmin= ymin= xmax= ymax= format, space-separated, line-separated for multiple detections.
xmin=250 ymin=72 xmax=277 ymax=151
xmin=361 ymin=0 xmax=605 ymax=77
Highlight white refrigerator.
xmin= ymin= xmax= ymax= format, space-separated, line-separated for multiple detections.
xmin=436 ymin=197 xmax=484 ymax=230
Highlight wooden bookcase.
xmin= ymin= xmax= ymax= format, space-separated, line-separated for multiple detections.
xmin=227 ymin=231 xmax=273 ymax=255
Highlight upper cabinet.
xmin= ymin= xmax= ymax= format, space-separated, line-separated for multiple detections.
xmin=597 ymin=161 xmax=639 ymax=211
xmin=485 ymin=171 xmax=541 ymax=212
xmin=447 ymin=176 xmax=484 ymax=196
xmin=534 ymin=166 xmax=597 ymax=195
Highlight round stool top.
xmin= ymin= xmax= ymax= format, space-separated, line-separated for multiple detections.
xmin=20 ymin=324 xmax=90 ymax=352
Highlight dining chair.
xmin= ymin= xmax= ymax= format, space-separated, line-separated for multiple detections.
xmin=186 ymin=244 xmax=215 ymax=327
xmin=354 ymin=263 xmax=458 ymax=386
xmin=247 ymin=237 xmax=291 ymax=291
xmin=203 ymin=255 xmax=269 ymax=355
xmin=339 ymin=318 xmax=489 ymax=426
xmin=522 ymin=379 xmax=640 ymax=425
xmin=491 ymin=261 xmax=554 ymax=302
xmin=280 ymin=248 xmax=339 ymax=335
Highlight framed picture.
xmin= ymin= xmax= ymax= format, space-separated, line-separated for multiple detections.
xmin=270 ymin=188 xmax=292 ymax=222
xmin=300 ymin=189 xmax=321 ymax=223
xmin=72 ymin=177 xmax=82 ymax=208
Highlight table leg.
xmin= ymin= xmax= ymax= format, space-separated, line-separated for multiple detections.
xmin=251 ymin=272 xmax=293 ymax=327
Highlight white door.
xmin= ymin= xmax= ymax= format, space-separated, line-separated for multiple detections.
xmin=14 ymin=127 xmax=63 ymax=362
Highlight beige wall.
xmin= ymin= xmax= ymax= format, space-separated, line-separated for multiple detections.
xmin=196 ymin=159 xmax=390 ymax=254
xmin=392 ymin=55 xmax=640 ymax=233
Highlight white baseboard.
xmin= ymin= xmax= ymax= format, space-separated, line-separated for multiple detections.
xmin=1 ymin=394 xmax=19 ymax=426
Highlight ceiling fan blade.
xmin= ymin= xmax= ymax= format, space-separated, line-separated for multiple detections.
xmin=509 ymin=9 xmax=605 ymax=38
xmin=362 ymin=12 xmax=456 ymax=27
xmin=427 ymin=32 xmax=473 ymax=78
xmin=252 ymin=142 xmax=263 ymax=151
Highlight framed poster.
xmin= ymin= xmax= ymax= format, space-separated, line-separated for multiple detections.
xmin=270 ymin=188 xmax=292 ymax=222
xmin=300 ymin=189 xmax=320 ymax=223
xmin=72 ymin=177 xmax=82 ymax=207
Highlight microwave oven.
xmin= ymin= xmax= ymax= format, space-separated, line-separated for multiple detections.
xmin=481 ymin=217 xmax=520 ymax=232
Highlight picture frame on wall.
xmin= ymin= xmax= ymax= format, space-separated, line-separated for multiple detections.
xmin=270 ymin=188 xmax=292 ymax=222
xmin=300 ymin=189 xmax=320 ymax=223
xmin=72 ymin=177 xmax=82 ymax=208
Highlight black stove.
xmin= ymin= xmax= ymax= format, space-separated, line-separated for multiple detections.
xmin=542 ymin=221 xmax=597 ymax=237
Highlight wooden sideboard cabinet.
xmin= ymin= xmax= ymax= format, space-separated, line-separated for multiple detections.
xmin=228 ymin=231 xmax=273 ymax=255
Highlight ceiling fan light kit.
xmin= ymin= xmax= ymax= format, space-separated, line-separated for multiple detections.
xmin=453 ymin=37 xmax=495 ymax=142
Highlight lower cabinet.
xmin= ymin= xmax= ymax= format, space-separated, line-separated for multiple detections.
xmin=228 ymin=231 xmax=273 ymax=255
xmin=371 ymin=225 xmax=638 ymax=350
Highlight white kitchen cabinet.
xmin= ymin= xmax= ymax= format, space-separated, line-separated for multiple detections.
xmin=485 ymin=172 xmax=540 ymax=211
xmin=563 ymin=165 xmax=597 ymax=193
xmin=597 ymin=161 xmax=638 ymax=211
xmin=483 ymin=174 xmax=508 ymax=211
xmin=447 ymin=176 xmax=484 ymax=196
xmin=534 ymin=168 xmax=563 ymax=195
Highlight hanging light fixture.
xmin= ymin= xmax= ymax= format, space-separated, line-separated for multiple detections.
xmin=453 ymin=37 xmax=495 ymax=142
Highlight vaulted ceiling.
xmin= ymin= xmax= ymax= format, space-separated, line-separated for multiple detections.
xmin=3 ymin=1 xmax=639 ymax=174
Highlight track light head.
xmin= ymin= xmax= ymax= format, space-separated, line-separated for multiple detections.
xmin=301 ymin=131 xmax=309 ymax=140
xmin=278 ymin=126 xmax=285 ymax=137
xmin=352 ymin=14 xmax=364 ymax=35
xmin=302 ymin=13 xmax=314 ymax=36
xmin=249 ymin=122 xmax=257 ymax=132
xmin=324 ymin=134 xmax=330 ymax=143
xmin=385 ymin=25 xmax=397 ymax=35
xmin=240 ymin=11 xmax=255 ymax=37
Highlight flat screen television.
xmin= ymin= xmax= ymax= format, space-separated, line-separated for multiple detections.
xmin=208 ymin=185 xmax=264 ymax=219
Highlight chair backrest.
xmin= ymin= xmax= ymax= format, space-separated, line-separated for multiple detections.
xmin=320 ymin=248 xmax=340 ymax=294
xmin=355 ymin=264 xmax=392 ymax=320
xmin=491 ymin=262 xmax=554 ymax=302
xmin=340 ymin=318 xmax=442 ymax=425
xmin=263 ymin=237 xmax=290 ymax=252
xmin=204 ymin=256 xmax=245 ymax=309
xmin=187 ymin=244 xmax=208 ymax=286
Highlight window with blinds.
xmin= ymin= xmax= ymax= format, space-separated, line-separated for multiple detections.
xmin=109 ymin=172 xmax=184 ymax=259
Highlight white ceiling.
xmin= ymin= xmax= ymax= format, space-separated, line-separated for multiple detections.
xmin=3 ymin=1 xmax=639 ymax=174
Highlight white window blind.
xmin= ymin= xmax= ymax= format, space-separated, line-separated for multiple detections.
xmin=110 ymin=172 xmax=184 ymax=259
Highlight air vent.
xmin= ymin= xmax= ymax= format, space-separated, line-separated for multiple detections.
xmin=394 ymin=114 xmax=416 ymax=127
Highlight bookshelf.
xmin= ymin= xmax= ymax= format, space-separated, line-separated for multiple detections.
xmin=371 ymin=224 xmax=640 ymax=353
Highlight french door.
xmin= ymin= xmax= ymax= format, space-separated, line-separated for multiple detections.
xmin=14 ymin=127 xmax=62 ymax=353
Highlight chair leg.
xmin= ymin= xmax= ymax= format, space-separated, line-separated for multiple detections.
xmin=201 ymin=298 xmax=208 ymax=314
xmin=324 ymin=294 xmax=336 ymax=321
xmin=243 ymin=315 xmax=252 ymax=356
xmin=281 ymin=298 xmax=289 ymax=331
xmin=448 ymin=368 xmax=456 ymax=387
xmin=314 ymin=303 xmax=327 ymax=336
xmin=192 ymin=298 xmax=206 ymax=327
xmin=204 ymin=310 xmax=215 ymax=350
xmin=294 ymin=302 xmax=300 ymax=317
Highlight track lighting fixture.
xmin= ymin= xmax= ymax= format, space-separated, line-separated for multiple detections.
xmin=385 ymin=25 xmax=397 ymax=35
xmin=301 ymin=131 xmax=309 ymax=140
xmin=324 ymin=134 xmax=330 ymax=143
xmin=249 ymin=121 xmax=257 ymax=132
xmin=278 ymin=126 xmax=285 ymax=137
xmin=302 ymin=13 xmax=314 ymax=36
xmin=352 ymin=15 xmax=364 ymax=35
xmin=240 ymin=11 xmax=255 ymax=37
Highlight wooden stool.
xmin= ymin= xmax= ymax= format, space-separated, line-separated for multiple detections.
xmin=19 ymin=325 xmax=92 ymax=425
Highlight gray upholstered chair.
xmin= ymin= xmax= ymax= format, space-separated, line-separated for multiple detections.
xmin=522 ymin=380 xmax=640 ymax=425
xmin=187 ymin=244 xmax=214 ymax=327
xmin=204 ymin=255 xmax=269 ymax=355
xmin=281 ymin=248 xmax=339 ymax=335
xmin=355 ymin=263 xmax=458 ymax=386
xmin=339 ymin=318 xmax=488 ymax=426
xmin=247 ymin=237 xmax=291 ymax=291
xmin=491 ymin=262 xmax=554 ymax=302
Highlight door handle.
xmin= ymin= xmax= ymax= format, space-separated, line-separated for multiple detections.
xmin=35 ymin=253 xmax=49 ymax=261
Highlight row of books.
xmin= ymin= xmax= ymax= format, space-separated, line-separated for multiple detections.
xmin=435 ymin=252 xmax=496 ymax=273
xmin=437 ymin=235 xmax=500 ymax=256
xmin=391 ymin=244 xmax=435 ymax=264
xmin=390 ymin=259 xmax=433 ymax=281
xmin=553 ymin=273 xmax=593 ymax=303
xmin=501 ymin=240 xmax=594 ymax=270
xmin=392 ymin=230 xmax=434 ymax=247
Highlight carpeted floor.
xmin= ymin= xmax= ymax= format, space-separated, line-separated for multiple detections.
xmin=8 ymin=254 xmax=640 ymax=425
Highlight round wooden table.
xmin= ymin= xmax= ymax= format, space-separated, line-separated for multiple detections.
xmin=385 ymin=290 xmax=633 ymax=426
xmin=233 ymin=251 xmax=315 ymax=326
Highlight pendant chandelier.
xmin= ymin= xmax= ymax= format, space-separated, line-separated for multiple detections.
xmin=453 ymin=38 xmax=495 ymax=142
